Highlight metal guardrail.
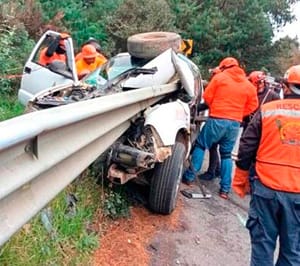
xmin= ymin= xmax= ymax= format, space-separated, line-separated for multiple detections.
xmin=0 ymin=82 xmax=178 ymax=246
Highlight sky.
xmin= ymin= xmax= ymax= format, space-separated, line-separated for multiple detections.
xmin=273 ymin=2 xmax=300 ymax=41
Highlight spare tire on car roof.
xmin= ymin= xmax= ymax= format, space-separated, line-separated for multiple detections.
xmin=127 ymin=32 xmax=182 ymax=59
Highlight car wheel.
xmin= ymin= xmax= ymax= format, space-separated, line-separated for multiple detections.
xmin=149 ymin=142 xmax=186 ymax=214
xmin=127 ymin=32 xmax=182 ymax=59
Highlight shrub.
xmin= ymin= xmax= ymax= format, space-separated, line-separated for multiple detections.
xmin=103 ymin=188 xmax=130 ymax=219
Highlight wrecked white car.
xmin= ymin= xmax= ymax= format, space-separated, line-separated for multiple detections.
xmin=18 ymin=31 xmax=204 ymax=214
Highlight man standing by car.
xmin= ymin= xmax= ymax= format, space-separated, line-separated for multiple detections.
xmin=182 ymin=57 xmax=258 ymax=199
xmin=233 ymin=65 xmax=300 ymax=265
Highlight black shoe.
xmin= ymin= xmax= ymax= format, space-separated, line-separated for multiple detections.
xmin=198 ymin=171 xmax=215 ymax=180
xmin=215 ymin=169 xmax=221 ymax=178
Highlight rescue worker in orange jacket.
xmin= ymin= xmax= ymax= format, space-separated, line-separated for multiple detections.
xmin=75 ymin=38 xmax=107 ymax=65
xmin=248 ymin=71 xmax=280 ymax=104
xmin=182 ymin=57 xmax=258 ymax=199
xmin=39 ymin=33 xmax=69 ymax=66
xmin=75 ymin=44 xmax=106 ymax=79
xmin=233 ymin=65 xmax=300 ymax=265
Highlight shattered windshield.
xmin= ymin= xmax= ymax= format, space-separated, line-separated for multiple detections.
xmin=83 ymin=53 xmax=148 ymax=89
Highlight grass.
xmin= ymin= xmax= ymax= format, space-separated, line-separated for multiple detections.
xmin=0 ymin=167 xmax=131 ymax=266
xmin=0 ymin=95 xmax=24 ymax=121
xmin=0 ymin=171 xmax=103 ymax=266
xmin=0 ymin=94 xmax=131 ymax=265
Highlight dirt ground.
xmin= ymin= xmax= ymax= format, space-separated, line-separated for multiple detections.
xmin=93 ymin=157 xmax=251 ymax=266
xmin=149 ymin=179 xmax=251 ymax=266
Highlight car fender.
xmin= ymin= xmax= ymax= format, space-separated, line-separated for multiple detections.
xmin=144 ymin=100 xmax=190 ymax=146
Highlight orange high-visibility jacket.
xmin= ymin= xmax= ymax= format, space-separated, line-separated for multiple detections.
xmin=204 ymin=66 xmax=258 ymax=122
xmin=75 ymin=52 xmax=107 ymax=64
xmin=39 ymin=47 xmax=66 ymax=66
xmin=75 ymin=57 xmax=105 ymax=78
xmin=256 ymin=99 xmax=300 ymax=192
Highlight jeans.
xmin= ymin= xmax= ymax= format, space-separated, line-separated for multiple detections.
xmin=247 ymin=179 xmax=300 ymax=266
xmin=183 ymin=117 xmax=240 ymax=192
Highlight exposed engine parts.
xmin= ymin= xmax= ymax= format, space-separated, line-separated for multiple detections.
xmin=106 ymin=119 xmax=173 ymax=184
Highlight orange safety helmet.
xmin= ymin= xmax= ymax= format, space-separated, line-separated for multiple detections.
xmin=248 ymin=71 xmax=266 ymax=86
xmin=284 ymin=65 xmax=300 ymax=95
xmin=81 ymin=44 xmax=97 ymax=59
xmin=219 ymin=57 xmax=239 ymax=70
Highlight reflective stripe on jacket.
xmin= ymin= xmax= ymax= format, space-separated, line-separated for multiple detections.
xmin=256 ymin=99 xmax=300 ymax=192
xmin=203 ymin=66 xmax=258 ymax=122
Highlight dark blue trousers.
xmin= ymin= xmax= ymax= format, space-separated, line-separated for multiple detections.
xmin=247 ymin=179 xmax=300 ymax=266
xmin=207 ymin=143 xmax=220 ymax=175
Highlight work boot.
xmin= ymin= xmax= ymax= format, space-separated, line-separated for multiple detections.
xmin=198 ymin=171 xmax=215 ymax=180
xmin=219 ymin=190 xmax=229 ymax=200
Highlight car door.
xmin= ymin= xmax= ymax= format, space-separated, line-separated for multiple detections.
xmin=18 ymin=30 xmax=78 ymax=106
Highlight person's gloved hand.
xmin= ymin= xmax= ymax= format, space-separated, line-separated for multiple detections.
xmin=78 ymin=70 xmax=90 ymax=80
xmin=232 ymin=167 xmax=250 ymax=198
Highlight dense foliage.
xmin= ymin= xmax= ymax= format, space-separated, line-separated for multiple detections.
xmin=169 ymin=0 xmax=300 ymax=75
xmin=0 ymin=0 xmax=299 ymax=96
xmin=106 ymin=0 xmax=176 ymax=52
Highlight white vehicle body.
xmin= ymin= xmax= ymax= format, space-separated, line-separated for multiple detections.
xmin=18 ymin=31 xmax=78 ymax=106
xmin=123 ymin=49 xmax=176 ymax=88
xmin=18 ymin=30 xmax=204 ymax=214
xmin=144 ymin=100 xmax=190 ymax=146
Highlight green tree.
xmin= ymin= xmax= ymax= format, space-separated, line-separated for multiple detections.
xmin=39 ymin=0 xmax=121 ymax=52
xmin=272 ymin=37 xmax=300 ymax=76
xmin=262 ymin=0 xmax=298 ymax=26
xmin=169 ymin=0 xmax=299 ymax=77
xmin=106 ymin=0 xmax=176 ymax=53
xmin=0 ymin=2 xmax=35 ymax=95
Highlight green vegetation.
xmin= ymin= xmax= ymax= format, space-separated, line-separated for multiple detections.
xmin=0 ymin=172 xmax=100 ymax=265
xmin=1 ymin=0 xmax=300 ymax=84
xmin=0 ymin=0 xmax=300 ymax=263
xmin=0 ymin=169 xmax=130 ymax=265
xmin=103 ymin=188 xmax=130 ymax=219
xmin=0 ymin=95 xmax=24 ymax=121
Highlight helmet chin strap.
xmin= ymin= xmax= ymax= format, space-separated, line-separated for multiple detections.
xmin=289 ymin=84 xmax=300 ymax=95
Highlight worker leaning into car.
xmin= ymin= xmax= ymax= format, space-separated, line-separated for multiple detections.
xmin=243 ymin=70 xmax=280 ymax=130
xmin=75 ymin=38 xmax=107 ymax=64
xmin=75 ymin=44 xmax=106 ymax=79
xmin=39 ymin=33 xmax=69 ymax=66
xmin=233 ymin=65 xmax=300 ymax=265
xmin=182 ymin=57 xmax=258 ymax=199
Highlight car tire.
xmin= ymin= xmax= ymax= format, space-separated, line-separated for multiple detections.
xmin=149 ymin=142 xmax=186 ymax=214
xmin=127 ymin=32 xmax=182 ymax=59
